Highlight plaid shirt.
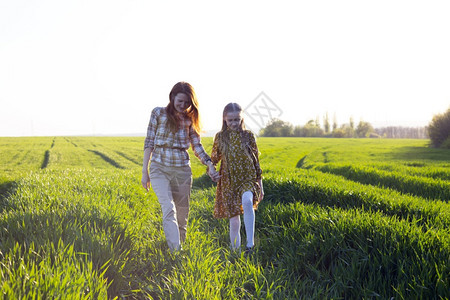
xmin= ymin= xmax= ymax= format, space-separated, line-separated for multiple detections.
xmin=144 ymin=107 xmax=211 ymax=167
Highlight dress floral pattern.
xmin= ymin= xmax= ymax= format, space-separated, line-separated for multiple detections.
xmin=211 ymin=129 xmax=262 ymax=219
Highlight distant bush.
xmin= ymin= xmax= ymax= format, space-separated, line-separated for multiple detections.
xmin=293 ymin=120 xmax=324 ymax=137
xmin=355 ymin=120 xmax=374 ymax=137
xmin=259 ymin=119 xmax=293 ymax=137
xmin=428 ymin=108 xmax=450 ymax=148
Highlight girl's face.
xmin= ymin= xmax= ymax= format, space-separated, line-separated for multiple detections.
xmin=174 ymin=93 xmax=191 ymax=113
xmin=225 ymin=111 xmax=242 ymax=131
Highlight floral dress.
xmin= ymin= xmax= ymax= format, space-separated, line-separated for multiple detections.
xmin=211 ymin=129 xmax=262 ymax=219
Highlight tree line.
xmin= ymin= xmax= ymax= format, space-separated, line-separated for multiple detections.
xmin=259 ymin=114 xmax=429 ymax=139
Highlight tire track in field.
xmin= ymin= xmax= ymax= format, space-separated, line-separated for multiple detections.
xmin=314 ymin=164 xmax=450 ymax=201
xmin=41 ymin=137 xmax=56 ymax=169
xmin=70 ymin=137 xmax=136 ymax=168
xmin=64 ymin=138 xmax=126 ymax=169
xmin=0 ymin=179 xmax=17 ymax=213
xmin=64 ymin=137 xmax=78 ymax=147
xmin=88 ymin=150 xmax=125 ymax=169
xmin=115 ymin=151 xmax=141 ymax=165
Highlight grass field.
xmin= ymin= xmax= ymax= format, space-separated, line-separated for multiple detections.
xmin=0 ymin=137 xmax=449 ymax=299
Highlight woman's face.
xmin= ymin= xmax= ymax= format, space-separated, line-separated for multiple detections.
xmin=225 ymin=111 xmax=242 ymax=131
xmin=174 ymin=93 xmax=191 ymax=113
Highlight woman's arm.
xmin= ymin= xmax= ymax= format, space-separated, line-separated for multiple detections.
xmin=189 ymin=126 xmax=211 ymax=165
xmin=141 ymin=147 xmax=152 ymax=191
xmin=206 ymin=160 xmax=220 ymax=182
xmin=189 ymin=127 xmax=220 ymax=181
xmin=141 ymin=108 xmax=158 ymax=191
xmin=207 ymin=133 xmax=222 ymax=182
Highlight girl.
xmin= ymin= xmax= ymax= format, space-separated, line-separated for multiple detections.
xmin=211 ymin=103 xmax=264 ymax=253
xmin=142 ymin=82 xmax=219 ymax=252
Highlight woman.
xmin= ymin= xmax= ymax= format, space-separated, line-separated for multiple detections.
xmin=141 ymin=82 xmax=219 ymax=252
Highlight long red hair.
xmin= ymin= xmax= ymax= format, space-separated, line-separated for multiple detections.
xmin=166 ymin=82 xmax=202 ymax=134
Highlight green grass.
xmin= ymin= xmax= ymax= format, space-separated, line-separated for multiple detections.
xmin=311 ymin=163 xmax=450 ymax=201
xmin=263 ymin=169 xmax=450 ymax=229
xmin=0 ymin=137 xmax=449 ymax=299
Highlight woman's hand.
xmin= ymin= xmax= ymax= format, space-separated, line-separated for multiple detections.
xmin=142 ymin=148 xmax=152 ymax=191
xmin=207 ymin=163 xmax=220 ymax=182
xmin=141 ymin=172 xmax=151 ymax=191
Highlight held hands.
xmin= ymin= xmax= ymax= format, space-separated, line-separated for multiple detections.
xmin=207 ymin=163 xmax=220 ymax=182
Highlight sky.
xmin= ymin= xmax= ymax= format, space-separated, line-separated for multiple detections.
xmin=1 ymin=0 xmax=449 ymax=137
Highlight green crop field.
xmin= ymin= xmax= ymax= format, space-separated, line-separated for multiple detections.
xmin=0 ymin=137 xmax=449 ymax=299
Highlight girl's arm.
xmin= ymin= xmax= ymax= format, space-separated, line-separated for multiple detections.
xmin=249 ymin=132 xmax=262 ymax=180
xmin=210 ymin=132 xmax=221 ymax=165
xmin=258 ymin=177 xmax=264 ymax=201
xmin=249 ymin=132 xmax=264 ymax=201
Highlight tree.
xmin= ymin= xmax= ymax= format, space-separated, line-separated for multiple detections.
xmin=293 ymin=125 xmax=303 ymax=137
xmin=260 ymin=118 xmax=293 ymax=137
xmin=355 ymin=120 xmax=374 ymax=138
xmin=332 ymin=124 xmax=354 ymax=138
xmin=428 ymin=108 xmax=450 ymax=148
xmin=332 ymin=113 xmax=338 ymax=132
xmin=342 ymin=124 xmax=355 ymax=138
xmin=332 ymin=128 xmax=346 ymax=138
xmin=323 ymin=112 xmax=330 ymax=134
xmin=349 ymin=116 xmax=354 ymax=130
xmin=301 ymin=120 xmax=324 ymax=137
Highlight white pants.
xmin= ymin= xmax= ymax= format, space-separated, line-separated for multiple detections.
xmin=150 ymin=162 xmax=192 ymax=251
xmin=229 ymin=191 xmax=255 ymax=250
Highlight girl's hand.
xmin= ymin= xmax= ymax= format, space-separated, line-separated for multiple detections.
xmin=141 ymin=172 xmax=151 ymax=191
xmin=258 ymin=190 xmax=264 ymax=202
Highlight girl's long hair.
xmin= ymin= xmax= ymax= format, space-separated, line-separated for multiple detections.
xmin=166 ymin=82 xmax=202 ymax=134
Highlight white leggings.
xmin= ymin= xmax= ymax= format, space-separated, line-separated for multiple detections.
xmin=229 ymin=191 xmax=255 ymax=250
